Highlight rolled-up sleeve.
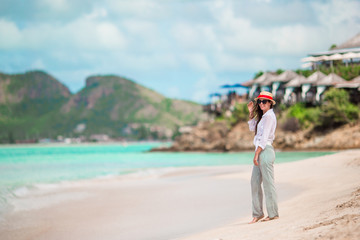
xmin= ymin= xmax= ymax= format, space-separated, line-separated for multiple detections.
xmin=258 ymin=115 xmax=274 ymax=150
xmin=248 ymin=118 xmax=256 ymax=132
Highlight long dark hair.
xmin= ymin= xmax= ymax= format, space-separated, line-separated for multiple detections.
xmin=252 ymin=100 xmax=273 ymax=135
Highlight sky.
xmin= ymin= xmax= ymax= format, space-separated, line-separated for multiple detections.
xmin=0 ymin=0 xmax=359 ymax=103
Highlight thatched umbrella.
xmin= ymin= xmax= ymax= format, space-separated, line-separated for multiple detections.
xmin=284 ymin=75 xmax=307 ymax=88
xmin=341 ymin=52 xmax=360 ymax=67
xmin=253 ymin=72 xmax=278 ymax=84
xmin=301 ymin=56 xmax=318 ymax=62
xmin=247 ymin=72 xmax=277 ymax=99
xmin=316 ymin=55 xmax=330 ymax=61
xmin=274 ymin=70 xmax=299 ymax=82
xmin=270 ymin=70 xmax=298 ymax=98
xmin=301 ymin=62 xmax=313 ymax=68
xmin=342 ymin=52 xmax=359 ymax=59
xmin=328 ymin=53 xmax=343 ymax=60
xmin=316 ymin=73 xmax=347 ymax=86
xmin=303 ymin=71 xmax=327 ymax=85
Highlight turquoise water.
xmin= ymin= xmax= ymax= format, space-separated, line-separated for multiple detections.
xmin=0 ymin=143 xmax=334 ymax=213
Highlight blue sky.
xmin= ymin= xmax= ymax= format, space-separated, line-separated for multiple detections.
xmin=0 ymin=0 xmax=359 ymax=103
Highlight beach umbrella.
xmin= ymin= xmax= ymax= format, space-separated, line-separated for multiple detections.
xmin=316 ymin=55 xmax=330 ymax=61
xmin=232 ymin=83 xmax=247 ymax=88
xmin=301 ymin=56 xmax=317 ymax=62
xmin=355 ymin=52 xmax=360 ymax=58
xmin=209 ymin=93 xmax=221 ymax=97
xmin=343 ymin=52 xmax=360 ymax=59
xmin=301 ymin=62 xmax=313 ymax=69
xmin=328 ymin=53 xmax=343 ymax=61
xmin=220 ymin=84 xmax=232 ymax=88
xmin=342 ymin=52 xmax=357 ymax=60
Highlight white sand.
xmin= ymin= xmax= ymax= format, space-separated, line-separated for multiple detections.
xmin=180 ymin=149 xmax=360 ymax=240
xmin=0 ymin=150 xmax=359 ymax=240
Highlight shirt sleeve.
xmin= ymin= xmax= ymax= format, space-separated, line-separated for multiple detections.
xmin=248 ymin=118 xmax=256 ymax=132
xmin=258 ymin=114 xmax=274 ymax=150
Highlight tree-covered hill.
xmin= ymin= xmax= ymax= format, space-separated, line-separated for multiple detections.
xmin=0 ymin=71 xmax=205 ymax=143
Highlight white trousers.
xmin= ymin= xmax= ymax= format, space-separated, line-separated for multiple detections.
xmin=251 ymin=145 xmax=279 ymax=218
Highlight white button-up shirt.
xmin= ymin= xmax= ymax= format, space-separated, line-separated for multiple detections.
xmin=248 ymin=109 xmax=277 ymax=151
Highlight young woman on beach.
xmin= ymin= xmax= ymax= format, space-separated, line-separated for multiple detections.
xmin=247 ymin=91 xmax=279 ymax=224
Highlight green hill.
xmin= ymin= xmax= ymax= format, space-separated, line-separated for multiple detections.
xmin=0 ymin=71 xmax=204 ymax=143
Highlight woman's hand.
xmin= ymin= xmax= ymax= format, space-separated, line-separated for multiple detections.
xmin=247 ymin=101 xmax=254 ymax=119
xmin=253 ymin=147 xmax=262 ymax=166
xmin=253 ymin=155 xmax=259 ymax=166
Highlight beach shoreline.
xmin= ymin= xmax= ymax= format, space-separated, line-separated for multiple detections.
xmin=0 ymin=150 xmax=359 ymax=240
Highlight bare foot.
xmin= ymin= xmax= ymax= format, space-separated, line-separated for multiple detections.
xmin=248 ymin=216 xmax=264 ymax=224
xmin=261 ymin=216 xmax=279 ymax=222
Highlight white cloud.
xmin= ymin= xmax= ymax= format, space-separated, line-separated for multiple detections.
xmin=311 ymin=0 xmax=360 ymax=44
xmin=122 ymin=20 xmax=164 ymax=51
xmin=37 ymin=0 xmax=70 ymax=12
xmin=94 ymin=22 xmax=126 ymax=49
xmin=105 ymin=0 xmax=167 ymax=19
xmin=115 ymin=53 xmax=178 ymax=71
xmin=0 ymin=19 xmax=22 ymax=49
xmin=210 ymin=1 xmax=326 ymax=57
xmin=1 ymin=0 xmax=360 ymax=101
xmin=31 ymin=59 xmax=46 ymax=69
xmin=192 ymin=73 xmax=220 ymax=103
xmin=0 ymin=9 xmax=127 ymax=51
xmin=215 ymin=54 xmax=268 ymax=72
xmin=181 ymin=53 xmax=211 ymax=71
xmin=85 ymin=7 xmax=108 ymax=20
xmin=171 ymin=22 xmax=220 ymax=52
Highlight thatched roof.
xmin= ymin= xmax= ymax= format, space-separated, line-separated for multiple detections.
xmin=316 ymin=73 xmax=347 ymax=86
xmin=273 ymin=70 xmax=298 ymax=83
xmin=301 ymin=71 xmax=327 ymax=85
xmin=284 ymin=75 xmax=307 ymax=88
xmin=335 ymin=75 xmax=360 ymax=89
xmin=307 ymin=33 xmax=360 ymax=57
xmin=254 ymin=72 xmax=278 ymax=85
xmin=334 ymin=32 xmax=360 ymax=50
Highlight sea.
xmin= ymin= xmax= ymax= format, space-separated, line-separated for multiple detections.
xmin=0 ymin=142 xmax=334 ymax=216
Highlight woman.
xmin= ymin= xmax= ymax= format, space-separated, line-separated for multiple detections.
xmin=247 ymin=91 xmax=279 ymax=224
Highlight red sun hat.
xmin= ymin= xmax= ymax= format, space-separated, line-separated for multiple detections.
xmin=254 ymin=91 xmax=276 ymax=105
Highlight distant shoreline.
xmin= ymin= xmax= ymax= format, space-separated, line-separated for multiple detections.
xmin=0 ymin=141 xmax=348 ymax=152
xmin=0 ymin=141 xmax=171 ymax=147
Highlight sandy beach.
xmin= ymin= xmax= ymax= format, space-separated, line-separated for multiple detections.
xmin=180 ymin=149 xmax=360 ymax=240
xmin=0 ymin=149 xmax=359 ymax=240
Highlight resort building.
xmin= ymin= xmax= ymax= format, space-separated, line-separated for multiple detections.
xmin=270 ymin=70 xmax=299 ymax=102
xmin=205 ymin=33 xmax=360 ymax=115
xmin=241 ymin=71 xmax=357 ymax=105
xmin=300 ymin=71 xmax=326 ymax=103
xmin=335 ymin=75 xmax=360 ymax=103
xmin=315 ymin=73 xmax=347 ymax=102
xmin=241 ymin=33 xmax=360 ymax=105
xmin=242 ymin=72 xmax=277 ymax=99
xmin=302 ymin=32 xmax=360 ymax=69
xmin=283 ymin=75 xmax=307 ymax=104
